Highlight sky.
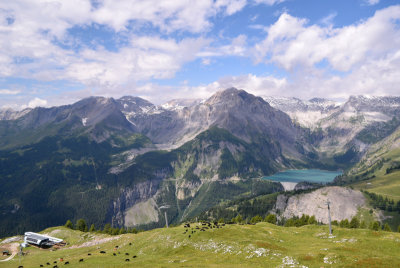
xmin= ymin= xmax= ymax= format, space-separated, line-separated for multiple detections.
xmin=0 ymin=0 xmax=399 ymax=109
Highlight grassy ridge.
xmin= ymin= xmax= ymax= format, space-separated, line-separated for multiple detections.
xmin=1 ymin=223 xmax=400 ymax=267
xmin=351 ymin=147 xmax=400 ymax=201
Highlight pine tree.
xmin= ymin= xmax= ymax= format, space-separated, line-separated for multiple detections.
xmin=339 ymin=219 xmax=350 ymax=228
xmin=372 ymin=221 xmax=380 ymax=231
xmin=308 ymin=215 xmax=317 ymax=225
xmin=349 ymin=217 xmax=360 ymax=228
xmin=64 ymin=220 xmax=73 ymax=229
xmin=103 ymin=223 xmax=111 ymax=234
xmin=233 ymin=214 xmax=243 ymax=224
xmin=76 ymin=219 xmax=88 ymax=232
xmin=89 ymin=224 xmax=96 ymax=232
xmin=383 ymin=223 xmax=392 ymax=232
xmin=265 ymin=214 xmax=277 ymax=224
xmin=250 ymin=215 xmax=263 ymax=224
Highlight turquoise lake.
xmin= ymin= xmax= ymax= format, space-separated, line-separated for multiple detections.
xmin=262 ymin=169 xmax=342 ymax=184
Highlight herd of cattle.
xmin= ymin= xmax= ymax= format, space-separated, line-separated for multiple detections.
xmin=16 ymin=242 xmax=137 ymax=268
xmin=183 ymin=221 xmax=226 ymax=239
xmin=15 ymin=221 xmax=228 ymax=267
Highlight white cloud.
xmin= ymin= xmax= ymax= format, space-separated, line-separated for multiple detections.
xmin=114 ymin=74 xmax=288 ymax=104
xmin=198 ymin=34 xmax=248 ymax=57
xmin=90 ymin=0 xmax=249 ymax=33
xmin=27 ymin=97 xmax=47 ymax=108
xmin=320 ymin=12 xmax=337 ymax=26
xmin=0 ymin=89 xmax=20 ymax=95
xmin=254 ymin=0 xmax=285 ymax=6
xmin=365 ymin=0 xmax=380 ymax=6
xmin=64 ymin=36 xmax=210 ymax=88
xmin=0 ymin=0 xmax=248 ymax=91
xmin=254 ymin=6 xmax=400 ymax=71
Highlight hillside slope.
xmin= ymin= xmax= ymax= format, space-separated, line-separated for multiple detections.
xmin=343 ymin=127 xmax=400 ymax=201
xmin=1 ymin=224 xmax=399 ymax=267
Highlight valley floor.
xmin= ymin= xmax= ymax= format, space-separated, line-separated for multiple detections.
xmin=1 ymin=223 xmax=399 ymax=267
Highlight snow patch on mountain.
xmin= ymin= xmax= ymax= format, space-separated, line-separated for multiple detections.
xmin=263 ymin=96 xmax=340 ymax=128
xmin=82 ymin=117 xmax=88 ymax=126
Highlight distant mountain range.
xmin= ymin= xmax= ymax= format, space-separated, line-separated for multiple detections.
xmin=0 ymin=88 xmax=399 ymax=237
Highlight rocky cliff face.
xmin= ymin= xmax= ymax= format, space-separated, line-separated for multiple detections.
xmin=109 ymin=177 xmax=163 ymax=227
xmin=0 ymin=108 xmax=31 ymax=120
xmin=274 ymin=186 xmax=367 ymax=223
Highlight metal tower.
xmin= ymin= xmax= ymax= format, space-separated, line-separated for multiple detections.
xmin=326 ymin=199 xmax=332 ymax=235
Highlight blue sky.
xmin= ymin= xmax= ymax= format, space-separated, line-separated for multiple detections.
xmin=0 ymin=0 xmax=399 ymax=109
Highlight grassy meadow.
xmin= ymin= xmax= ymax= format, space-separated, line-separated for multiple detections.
xmin=1 ymin=223 xmax=400 ymax=268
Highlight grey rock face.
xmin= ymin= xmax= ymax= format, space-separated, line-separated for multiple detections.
xmin=276 ymin=186 xmax=367 ymax=223
xmin=0 ymin=108 xmax=31 ymax=120
xmin=109 ymin=178 xmax=162 ymax=227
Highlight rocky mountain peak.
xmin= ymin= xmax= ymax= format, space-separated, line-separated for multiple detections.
xmin=116 ymin=96 xmax=155 ymax=114
xmin=205 ymin=87 xmax=270 ymax=110
xmin=0 ymin=107 xmax=32 ymax=120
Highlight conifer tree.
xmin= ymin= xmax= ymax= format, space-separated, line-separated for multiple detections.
xmin=265 ymin=214 xmax=277 ymax=224
xmin=383 ymin=223 xmax=392 ymax=232
xmin=308 ymin=215 xmax=317 ymax=225
xmin=103 ymin=223 xmax=111 ymax=234
xmin=64 ymin=220 xmax=73 ymax=229
xmin=76 ymin=219 xmax=88 ymax=232
xmin=372 ymin=221 xmax=380 ymax=231
xmin=339 ymin=219 xmax=350 ymax=228
xmin=349 ymin=217 xmax=360 ymax=228
xmin=89 ymin=224 xmax=96 ymax=232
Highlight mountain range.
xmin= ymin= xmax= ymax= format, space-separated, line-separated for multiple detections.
xmin=0 ymin=88 xmax=399 ymax=237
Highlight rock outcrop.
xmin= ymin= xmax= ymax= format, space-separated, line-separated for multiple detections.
xmin=275 ymin=186 xmax=367 ymax=223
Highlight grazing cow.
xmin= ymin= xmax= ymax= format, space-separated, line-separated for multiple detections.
xmin=54 ymin=261 xmax=57 ymax=264
xmin=132 ymin=255 xmax=137 ymax=258
xmin=18 ymin=266 xmax=23 ymax=268
xmin=113 ymin=253 xmax=116 ymax=256
xmin=125 ymin=259 xmax=130 ymax=262
xmin=115 ymin=246 xmax=119 ymax=248
xmin=100 ymin=251 xmax=106 ymax=254
xmin=125 ymin=253 xmax=129 ymax=255
xmin=79 ymin=259 xmax=84 ymax=262
xmin=65 ymin=262 xmax=69 ymax=265
xmin=47 ymin=263 xmax=50 ymax=265
xmin=188 ymin=235 xmax=191 ymax=238
xmin=53 ymin=266 xmax=58 ymax=268
xmin=129 ymin=242 xmax=132 ymax=245
xmin=40 ymin=265 xmax=44 ymax=267
xmin=88 ymin=253 xmax=92 ymax=256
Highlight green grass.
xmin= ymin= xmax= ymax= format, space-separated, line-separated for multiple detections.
xmin=352 ymin=171 xmax=400 ymax=201
xmin=350 ymin=145 xmax=400 ymax=201
xmin=1 ymin=223 xmax=400 ymax=267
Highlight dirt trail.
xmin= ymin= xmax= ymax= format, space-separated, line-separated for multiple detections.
xmin=0 ymin=243 xmax=19 ymax=262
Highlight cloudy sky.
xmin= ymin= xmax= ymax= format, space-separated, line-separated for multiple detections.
xmin=0 ymin=0 xmax=399 ymax=109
